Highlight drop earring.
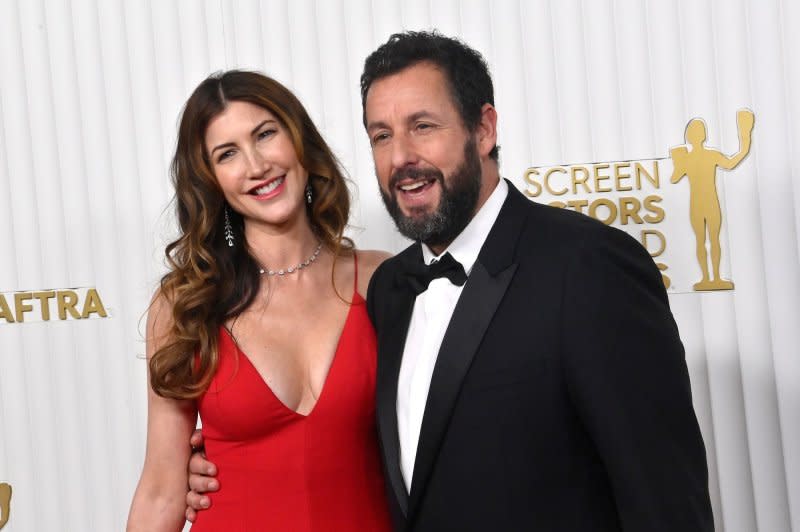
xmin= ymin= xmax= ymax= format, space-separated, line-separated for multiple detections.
xmin=305 ymin=183 xmax=313 ymax=204
xmin=224 ymin=207 xmax=234 ymax=247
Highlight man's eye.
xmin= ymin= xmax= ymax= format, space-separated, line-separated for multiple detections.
xmin=372 ymin=133 xmax=390 ymax=144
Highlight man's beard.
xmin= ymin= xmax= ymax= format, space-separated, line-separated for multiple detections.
xmin=380 ymin=138 xmax=482 ymax=248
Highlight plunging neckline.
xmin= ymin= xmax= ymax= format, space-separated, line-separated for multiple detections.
xmin=220 ymin=291 xmax=363 ymax=418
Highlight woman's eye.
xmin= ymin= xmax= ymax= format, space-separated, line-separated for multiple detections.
xmin=258 ymin=128 xmax=277 ymax=140
xmin=217 ymin=149 xmax=235 ymax=162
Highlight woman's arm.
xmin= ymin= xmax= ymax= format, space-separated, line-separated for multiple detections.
xmin=127 ymin=293 xmax=198 ymax=532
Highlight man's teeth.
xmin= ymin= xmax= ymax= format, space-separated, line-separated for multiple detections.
xmin=253 ymin=177 xmax=284 ymax=195
xmin=399 ymin=181 xmax=428 ymax=191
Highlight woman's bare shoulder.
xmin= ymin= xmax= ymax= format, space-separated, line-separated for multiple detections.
xmin=355 ymin=249 xmax=393 ymax=298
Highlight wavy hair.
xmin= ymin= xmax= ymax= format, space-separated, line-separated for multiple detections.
xmin=150 ymin=70 xmax=352 ymax=399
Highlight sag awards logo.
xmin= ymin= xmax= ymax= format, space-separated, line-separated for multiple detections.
xmin=0 ymin=287 xmax=108 ymax=324
xmin=523 ymin=109 xmax=754 ymax=292
xmin=0 ymin=482 xmax=10 ymax=530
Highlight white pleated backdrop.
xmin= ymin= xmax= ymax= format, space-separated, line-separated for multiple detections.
xmin=0 ymin=1 xmax=797 ymax=531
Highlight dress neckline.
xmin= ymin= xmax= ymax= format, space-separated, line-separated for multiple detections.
xmin=220 ymin=291 xmax=364 ymax=418
xmin=219 ymin=252 xmax=364 ymax=418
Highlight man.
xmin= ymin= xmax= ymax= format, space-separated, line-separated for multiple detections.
xmin=187 ymin=31 xmax=713 ymax=531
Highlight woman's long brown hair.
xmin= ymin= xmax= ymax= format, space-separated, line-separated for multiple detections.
xmin=150 ymin=70 xmax=352 ymax=399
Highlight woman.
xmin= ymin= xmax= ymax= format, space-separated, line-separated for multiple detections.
xmin=127 ymin=71 xmax=391 ymax=531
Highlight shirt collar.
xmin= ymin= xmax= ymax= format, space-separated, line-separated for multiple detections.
xmin=422 ymin=179 xmax=509 ymax=274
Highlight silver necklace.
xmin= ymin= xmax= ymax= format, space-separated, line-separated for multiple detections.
xmin=258 ymin=242 xmax=322 ymax=276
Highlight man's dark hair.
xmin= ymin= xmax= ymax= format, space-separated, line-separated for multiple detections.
xmin=360 ymin=31 xmax=499 ymax=161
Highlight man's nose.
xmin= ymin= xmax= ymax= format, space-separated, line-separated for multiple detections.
xmin=390 ymin=134 xmax=419 ymax=171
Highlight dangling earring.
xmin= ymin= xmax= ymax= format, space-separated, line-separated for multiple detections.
xmin=224 ymin=206 xmax=235 ymax=247
xmin=305 ymin=183 xmax=313 ymax=204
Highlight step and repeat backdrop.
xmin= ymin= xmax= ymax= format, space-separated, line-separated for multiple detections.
xmin=0 ymin=0 xmax=798 ymax=530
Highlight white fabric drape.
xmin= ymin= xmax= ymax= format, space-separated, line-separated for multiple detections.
xmin=0 ymin=1 xmax=797 ymax=530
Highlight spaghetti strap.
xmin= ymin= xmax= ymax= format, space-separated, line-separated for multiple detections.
xmin=353 ymin=250 xmax=359 ymax=291
xmin=195 ymin=250 xmax=391 ymax=531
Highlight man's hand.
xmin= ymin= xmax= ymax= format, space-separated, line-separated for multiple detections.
xmin=185 ymin=429 xmax=220 ymax=523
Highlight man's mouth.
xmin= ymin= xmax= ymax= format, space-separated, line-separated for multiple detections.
xmin=395 ymin=176 xmax=437 ymax=195
xmin=250 ymin=176 xmax=285 ymax=196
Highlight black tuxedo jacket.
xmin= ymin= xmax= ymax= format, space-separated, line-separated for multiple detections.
xmin=366 ymin=182 xmax=713 ymax=531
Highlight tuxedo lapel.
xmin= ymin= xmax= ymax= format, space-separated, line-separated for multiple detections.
xmin=375 ymin=246 xmax=422 ymax=516
xmin=407 ymin=181 xmax=530 ymax=515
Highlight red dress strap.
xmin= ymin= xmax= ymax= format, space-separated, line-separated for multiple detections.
xmin=352 ymin=250 xmax=358 ymax=290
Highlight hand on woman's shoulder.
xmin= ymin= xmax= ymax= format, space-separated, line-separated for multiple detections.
xmin=355 ymin=249 xmax=393 ymax=298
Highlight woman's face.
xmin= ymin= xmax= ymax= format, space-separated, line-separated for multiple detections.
xmin=205 ymin=100 xmax=309 ymax=232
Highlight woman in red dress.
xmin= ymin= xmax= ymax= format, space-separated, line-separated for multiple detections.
xmin=127 ymin=71 xmax=391 ymax=531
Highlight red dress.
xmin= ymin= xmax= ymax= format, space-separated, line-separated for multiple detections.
xmin=192 ymin=263 xmax=391 ymax=531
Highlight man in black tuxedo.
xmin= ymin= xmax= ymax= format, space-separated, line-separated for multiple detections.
xmin=186 ymin=31 xmax=713 ymax=531
xmin=359 ymin=31 xmax=712 ymax=531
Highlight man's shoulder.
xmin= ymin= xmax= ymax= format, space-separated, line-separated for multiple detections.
xmin=517 ymin=196 xmax=619 ymax=244
xmin=512 ymin=198 xmax=666 ymax=307
xmin=366 ymin=242 xmax=418 ymax=307
xmin=373 ymin=242 xmax=417 ymax=276
xmin=505 ymin=182 xmax=608 ymax=235
xmin=513 ymin=195 xmax=649 ymax=265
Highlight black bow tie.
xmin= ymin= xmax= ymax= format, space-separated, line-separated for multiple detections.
xmin=403 ymin=252 xmax=467 ymax=295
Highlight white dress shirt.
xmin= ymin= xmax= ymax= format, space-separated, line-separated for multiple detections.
xmin=397 ymin=179 xmax=509 ymax=492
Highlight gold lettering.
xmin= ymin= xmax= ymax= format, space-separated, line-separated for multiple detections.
xmin=0 ymin=295 xmax=14 ymax=323
xmin=588 ymin=198 xmax=617 ymax=225
xmin=593 ymin=164 xmax=612 ymax=193
xmin=643 ymin=195 xmax=665 ymax=223
xmin=571 ymin=166 xmax=591 ymax=194
xmin=57 ymin=291 xmax=82 ymax=320
xmin=619 ymin=197 xmax=644 ymax=225
xmin=14 ymin=293 xmax=33 ymax=323
xmin=32 ymin=291 xmax=56 ymax=321
xmin=523 ymin=168 xmax=542 ymax=197
xmin=544 ymin=167 xmax=568 ymax=196
xmin=548 ymin=201 xmax=566 ymax=208
xmin=566 ymin=199 xmax=589 ymax=214
xmin=635 ymin=161 xmax=660 ymax=189
xmin=81 ymin=289 xmax=108 ymax=319
xmin=614 ymin=163 xmax=633 ymax=191
xmin=641 ymin=230 xmax=667 ymax=257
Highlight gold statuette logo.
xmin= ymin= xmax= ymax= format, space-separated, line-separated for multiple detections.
xmin=523 ymin=108 xmax=754 ymax=293
xmin=0 ymin=482 xmax=11 ymax=530
xmin=670 ymin=109 xmax=754 ymax=290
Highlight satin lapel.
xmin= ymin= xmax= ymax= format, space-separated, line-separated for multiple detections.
xmin=407 ymin=259 xmax=516 ymax=514
xmin=375 ymin=251 xmax=420 ymax=516
xmin=407 ymin=181 xmax=530 ymax=517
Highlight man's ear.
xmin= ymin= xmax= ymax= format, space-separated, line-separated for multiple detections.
xmin=475 ymin=103 xmax=498 ymax=159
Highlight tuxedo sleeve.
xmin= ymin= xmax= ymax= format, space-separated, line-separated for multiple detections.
xmin=561 ymin=226 xmax=714 ymax=531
